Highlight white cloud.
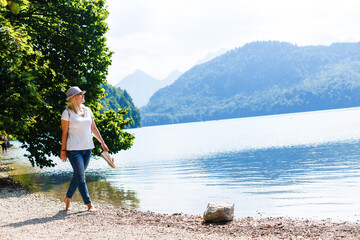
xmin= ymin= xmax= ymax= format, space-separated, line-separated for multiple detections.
xmin=105 ymin=0 xmax=360 ymax=85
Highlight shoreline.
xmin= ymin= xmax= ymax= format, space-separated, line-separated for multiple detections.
xmin=1 ymin=162 xmax=360 ymax=239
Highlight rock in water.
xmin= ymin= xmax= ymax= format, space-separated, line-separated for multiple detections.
xmin=203 ymin=202 xmax=234 ymax=223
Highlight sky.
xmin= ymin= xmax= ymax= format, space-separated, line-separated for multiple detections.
xmin=105 ymin=0 xmax=360 ymax=85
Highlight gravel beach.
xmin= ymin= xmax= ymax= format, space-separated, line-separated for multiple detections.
xmin=1 ymin=163 xmax=360 ymax=239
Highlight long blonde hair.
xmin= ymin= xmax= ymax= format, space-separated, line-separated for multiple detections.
xmin=67 ymin=96 xmax=84 ymax=114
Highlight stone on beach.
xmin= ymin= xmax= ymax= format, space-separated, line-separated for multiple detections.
xmin=203 ymin=202 xmax=234 ymax=223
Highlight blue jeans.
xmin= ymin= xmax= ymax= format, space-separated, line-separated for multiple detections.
xmin=66 ymin=150 xmax=92 ymax=204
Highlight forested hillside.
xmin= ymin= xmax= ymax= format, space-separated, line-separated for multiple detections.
xmin=99 ymin=84 xmax=141 ymax=128
xmin=141 ymin=41 xmax=360 ymax=126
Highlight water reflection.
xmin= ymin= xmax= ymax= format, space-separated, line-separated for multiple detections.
xmin=6 ymin=159 xmax=139 ymax=209
xmin=189 ymin=140 xmax=360 ymax=187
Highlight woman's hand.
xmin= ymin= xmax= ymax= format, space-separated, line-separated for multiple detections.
xmin=101 ymin=143 xmax=109 ymax=152
xmin=60 ymin=151 xmax=67 ymax=162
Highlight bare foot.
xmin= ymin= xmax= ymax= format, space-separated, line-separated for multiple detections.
xmin=63 ymin=197 xmax=71 ymax=211
xmin=87 ymin=203 xmax=98 ymax=213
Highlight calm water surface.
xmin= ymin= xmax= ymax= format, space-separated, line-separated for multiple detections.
xmin=4 ymin=108 xmax=360 ymax=221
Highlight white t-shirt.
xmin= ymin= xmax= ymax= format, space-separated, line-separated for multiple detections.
xmin=61 ymin=107 xmax=95 ymax=150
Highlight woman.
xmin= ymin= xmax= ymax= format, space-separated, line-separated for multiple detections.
xmin=60 ymin=86 xmax=109 ymax=212
xmin=1 ymin=135 xmax=7 ymax=153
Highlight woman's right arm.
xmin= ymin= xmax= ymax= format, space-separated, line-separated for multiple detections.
xmin=60 ymin=119 xmax=69 ymax=162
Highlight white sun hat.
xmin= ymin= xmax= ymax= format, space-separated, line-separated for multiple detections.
xmin=66 ymin=86 xmax=86 ymax=101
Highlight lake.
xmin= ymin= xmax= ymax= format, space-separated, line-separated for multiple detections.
xmin=4 ymin=107 xmax=360 ymax=221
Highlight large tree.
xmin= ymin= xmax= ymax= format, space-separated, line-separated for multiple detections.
xmin=0 ymin=0 xmax=134 ymax=168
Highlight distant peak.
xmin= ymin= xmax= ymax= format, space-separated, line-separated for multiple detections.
xmin=196 ymin=48 xmax=228 ymax=65
xmin=163 ymin=70 xmax=182 ymax=79
xmin=127 ymin=69 xmax=157 ymax=79
xmin=115 ymin=69 xmax=158 ymax=88
xmin=134 ymin=69 xmax=146 ymax=74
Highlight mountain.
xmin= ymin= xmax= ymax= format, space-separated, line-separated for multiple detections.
xmin=98 ymin=84 xmax=141 ymax=128
xmin=115 ymin=70 xmax=182 ymax=107
xmin=196 ymin=48 xmax=228 ymax=65
xmin=115 ymin=70 xmax=160 ymax=107
xmin=161 ymin=70 xmax=182 ymax=87
xmin=141 ymin=41 xmax=360 ymax=126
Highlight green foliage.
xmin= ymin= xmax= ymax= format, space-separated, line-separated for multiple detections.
xmin=142 ymin=41 xmax=360 ymax=126
xmin=98 ymin=84 xmax=141 ymax=128
xmin=0 ymin=0 xmax=134 ymax=168
xmin=92 ymin=108 xmax=135 ymax=156
xmin=1 ymin=1 xmax=28 ymax=14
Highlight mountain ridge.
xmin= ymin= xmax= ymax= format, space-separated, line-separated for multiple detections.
xmin=141 ymin=41 xmax=360 ymax=126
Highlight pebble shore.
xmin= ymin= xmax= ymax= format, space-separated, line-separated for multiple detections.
xmin=1 ymin=163 xmax=360 ymax=239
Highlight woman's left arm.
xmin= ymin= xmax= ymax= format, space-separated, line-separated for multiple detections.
xmin=91 ymin=117 xmax=109 ymax=152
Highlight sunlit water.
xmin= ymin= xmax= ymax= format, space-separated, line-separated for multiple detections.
xmin=3 ymin=107 xmax=360 ymax=221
